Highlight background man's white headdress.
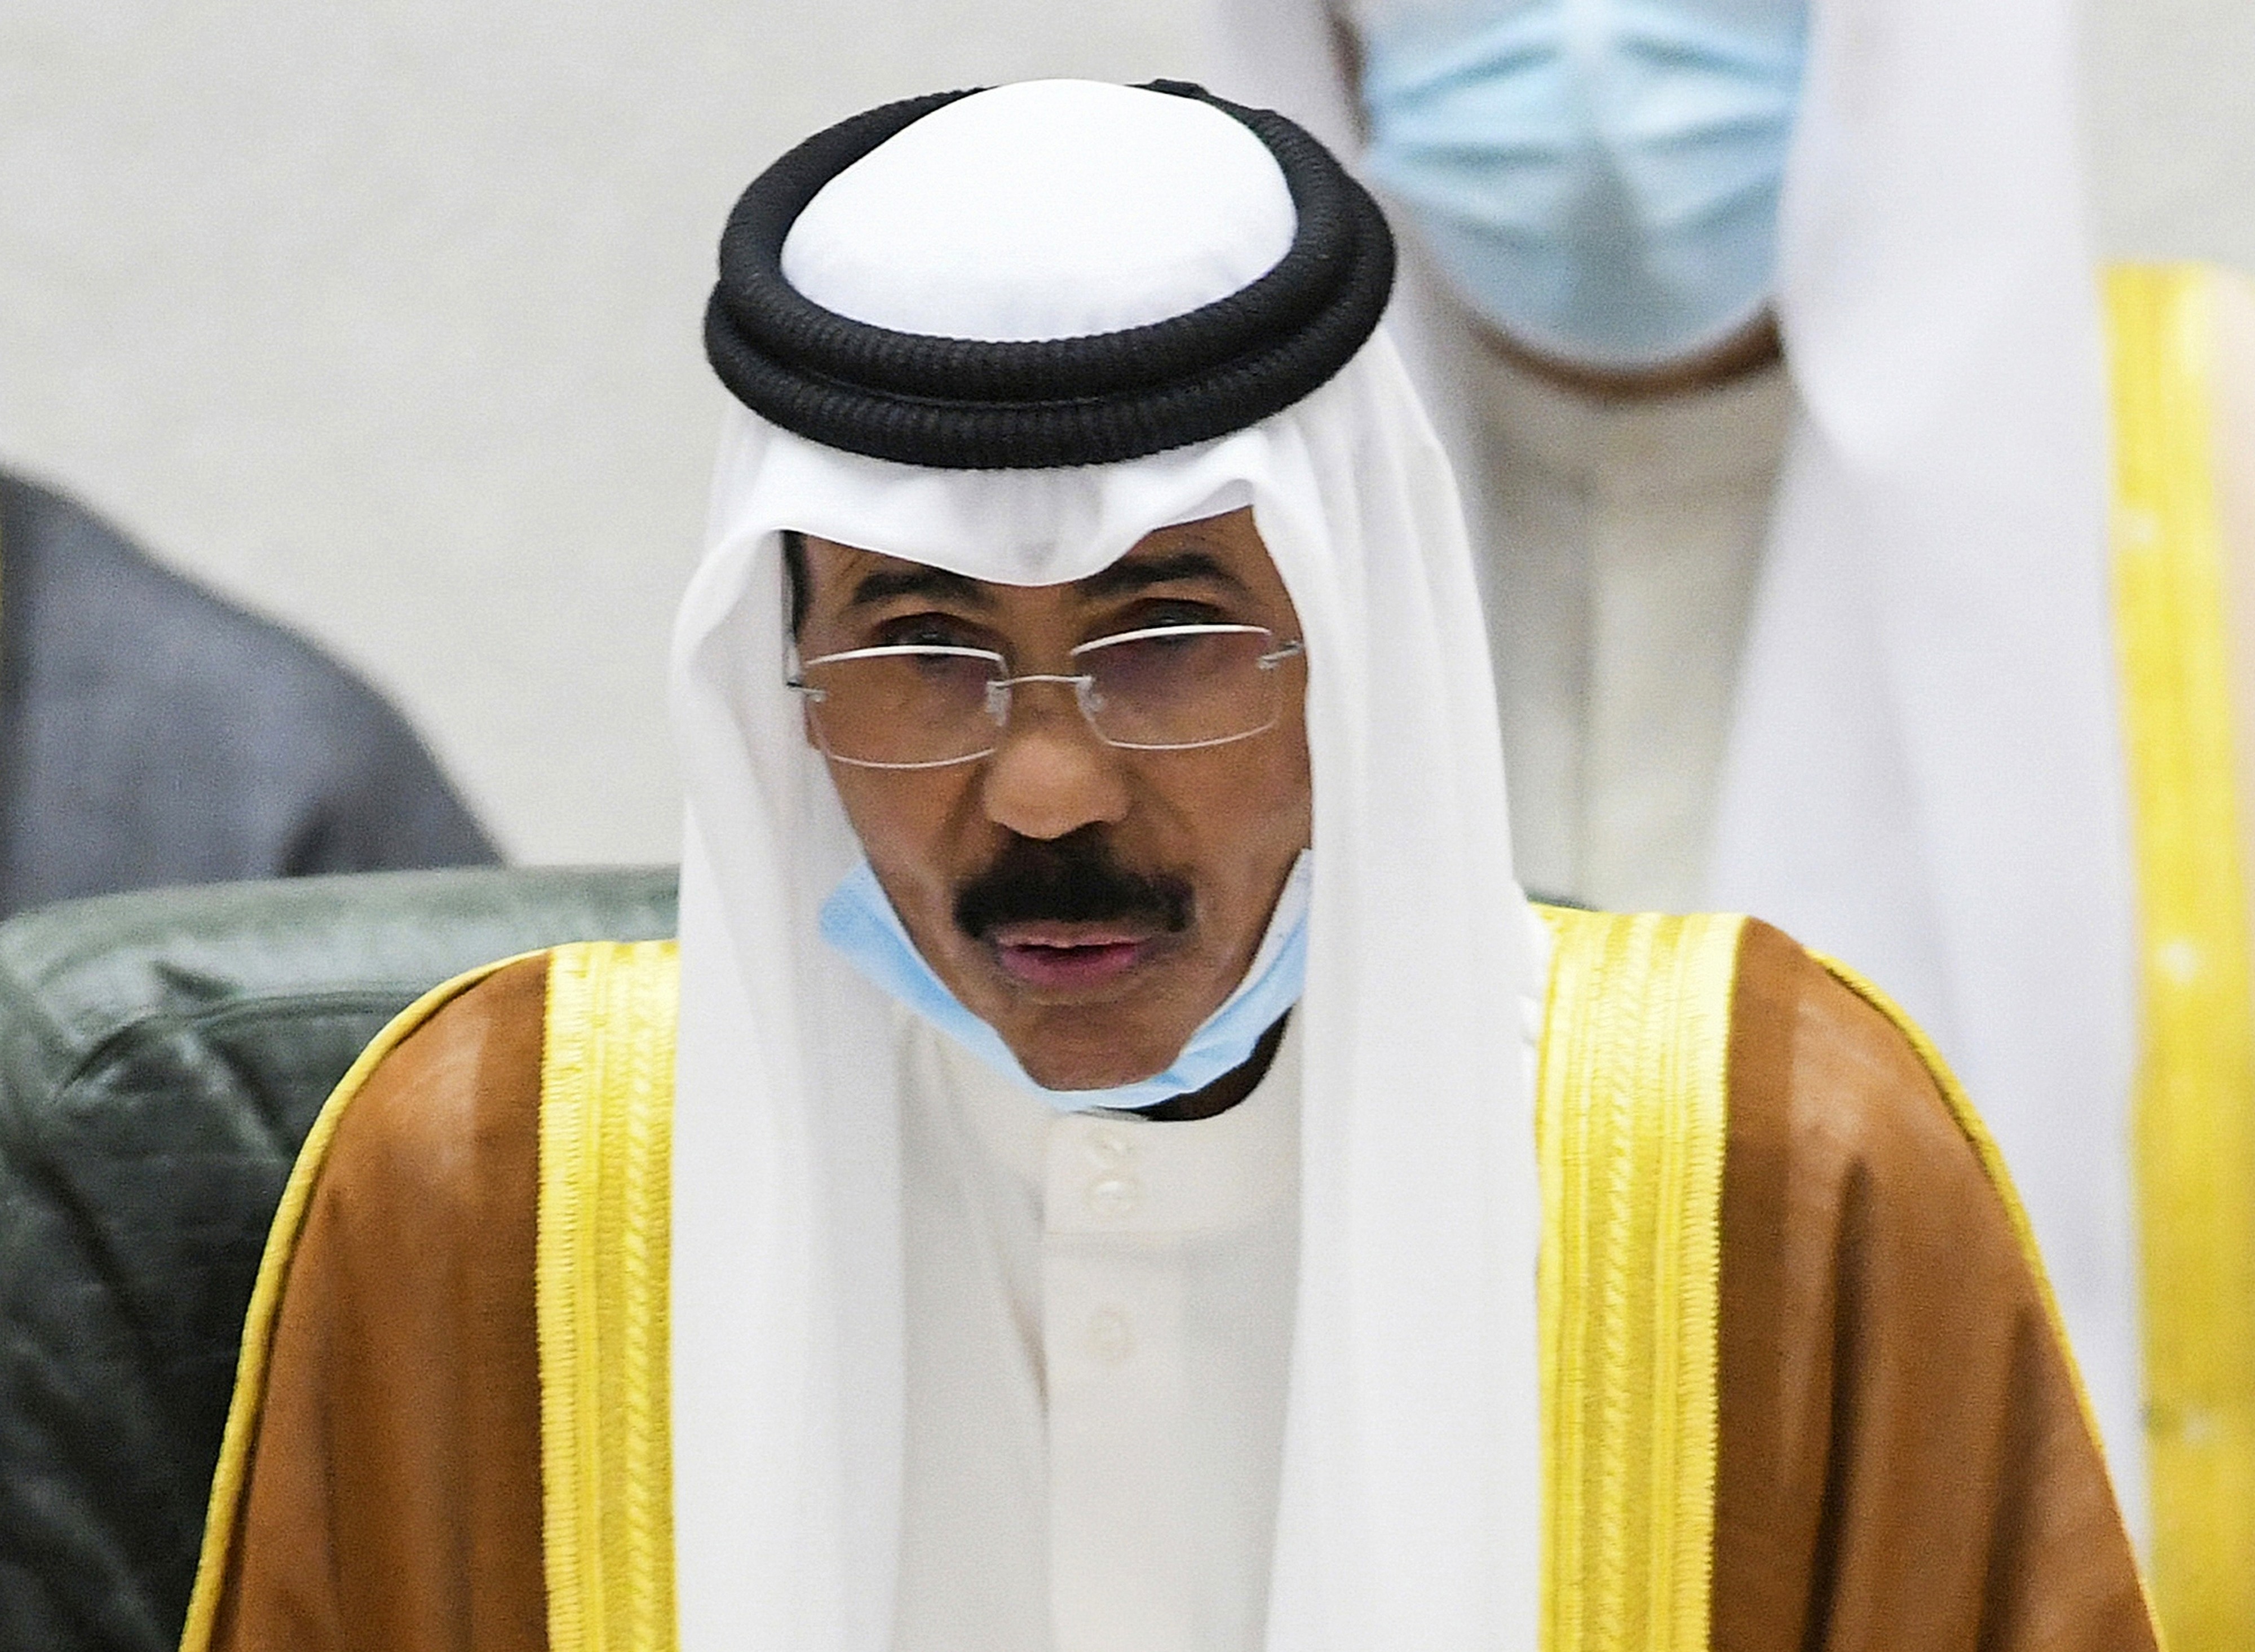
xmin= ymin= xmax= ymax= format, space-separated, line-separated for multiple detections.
xmin=671 ymin=79 xmax=1550 ymax=1650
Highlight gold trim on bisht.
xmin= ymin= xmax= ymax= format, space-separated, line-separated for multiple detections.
xmin=537 ymin=940 xmax=682 ymax=1652
xmin=1535 ymin=907 xmax=1737 ymax=1652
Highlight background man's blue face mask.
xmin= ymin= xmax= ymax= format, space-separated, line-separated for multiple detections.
xmin=1360 ymin=0 xmax=1809 ymax=370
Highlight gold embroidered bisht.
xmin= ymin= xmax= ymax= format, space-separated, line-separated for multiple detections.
xmin=179 ymin=917 xmax=2153 ymax=1652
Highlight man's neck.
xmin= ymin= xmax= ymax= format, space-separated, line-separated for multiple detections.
xmin=1484 ymin=312 xmax=1783 ymax=402
xmin=1130 ymin=1013 xmax=1291 ymax=1123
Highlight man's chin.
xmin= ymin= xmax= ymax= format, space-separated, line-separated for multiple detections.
xmin=987 ymin=999 xmax=1202 ymax=1093
xmin=1010 ymin=1041 xmax=1177 ymax=1094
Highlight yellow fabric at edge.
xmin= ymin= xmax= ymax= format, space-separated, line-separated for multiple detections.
xmin=176 ymin=951 xmax=536 ymax=1652
xmin=537 ymin=940 xmax=682 ymax=1652
xmin=2107 ymin=261 xmax=2255 ymax=1651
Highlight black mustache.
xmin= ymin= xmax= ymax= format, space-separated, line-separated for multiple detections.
xmin=953 ymin=829 xmax=1193 ymax=940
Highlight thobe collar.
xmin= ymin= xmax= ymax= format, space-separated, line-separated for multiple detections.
xmin=938 ymin=1010 xmax=1305 ymax=1234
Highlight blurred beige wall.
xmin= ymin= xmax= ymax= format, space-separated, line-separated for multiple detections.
xmin=0 ymin=0 xmax=2243 ymax=863
xmin=2086 ymin=0 xmax=2255 ymax=270
xmin=0 ymin=0 xmax=1206 ymax=863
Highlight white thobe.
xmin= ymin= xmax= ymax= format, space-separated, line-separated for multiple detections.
xmin=1460 ymin=343 xmax=1794 ymax=913
xmin=892 ymin=1013 xmax=1304 ymax=1652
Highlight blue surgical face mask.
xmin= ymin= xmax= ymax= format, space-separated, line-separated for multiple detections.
xmin=819 ymin=852 xmax=1312 ymax=1113
xmin=1360 ymin=0 xmax=1807 ymax=370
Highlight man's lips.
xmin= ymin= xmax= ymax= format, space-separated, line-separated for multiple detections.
xmin=987 ymin=921 xmax=1164 ymax=990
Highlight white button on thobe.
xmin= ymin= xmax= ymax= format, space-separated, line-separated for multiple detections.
xmin=893 ymin=1014 xmax=1303 ymax=1652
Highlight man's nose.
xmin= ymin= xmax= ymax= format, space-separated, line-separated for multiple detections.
xmin=979 ymin=682 xmax=1131 ymax=841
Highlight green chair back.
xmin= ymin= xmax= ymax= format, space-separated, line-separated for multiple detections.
xmin=0 ymin=867 xmax=677 ymax=1652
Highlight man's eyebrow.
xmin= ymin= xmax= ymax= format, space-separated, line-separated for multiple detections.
xmin=846 ymin=564 xmax=992 ymax=609
xmin=1075 ymin=550 xmax=1249 ymax=600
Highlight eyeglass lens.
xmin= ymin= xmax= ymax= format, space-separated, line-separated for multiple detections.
xmin=799 ymin=627 xmax=1292 ymax=767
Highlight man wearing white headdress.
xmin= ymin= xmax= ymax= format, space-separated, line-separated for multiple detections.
xmin=179 ymin=80 xmax=2150 ymax=1652
xmin=1208 ymin=0 xmax=2170 ymax=1549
